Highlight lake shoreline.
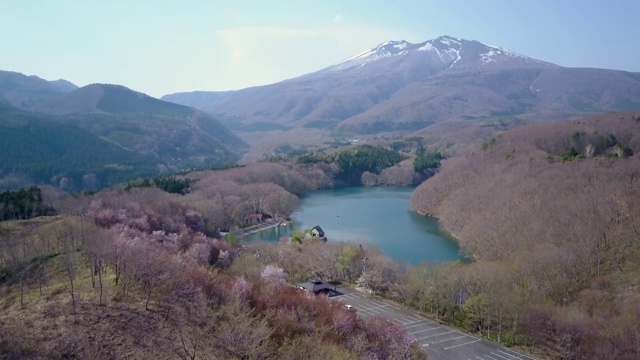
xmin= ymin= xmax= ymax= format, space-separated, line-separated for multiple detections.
xmin=243 ymin=186 xmax=462 ymax=264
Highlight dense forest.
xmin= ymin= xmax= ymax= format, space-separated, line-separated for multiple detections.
xmin=297 ymin=144 xmax=408 ymax=184
xmin=0 ymin=186 xmax=55 ymax=221
xmin=412 ymin=145 xmax=443 ymax=175
xmin=125 ymin=175 xmax=197 ymax=195
xmin=296 ymin=143 xmax=440 ymax=186
xmin=0 ymin=110 xmax=160 ymax=190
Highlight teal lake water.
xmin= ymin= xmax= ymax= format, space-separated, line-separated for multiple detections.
xmin=244 ymin=186 xmax=462 ymax=264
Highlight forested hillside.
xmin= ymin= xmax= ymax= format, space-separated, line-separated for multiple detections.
xmin=297 ymin=144 xmax=408 ymax=184
xmin=295 ymin=144 xmax=441 ymax=186
xmin=0 ymin=108 xmax=159 ymax=190
xmin=410 ymin=111 xmax=640 ymax=358
xmin=0 ymin=162 xmax=426 ymax=359
xmin=0 ymin=82 xmax=248 ymax=191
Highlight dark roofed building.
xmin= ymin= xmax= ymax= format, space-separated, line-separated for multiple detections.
xmin=298 ymin=279 xmax=334 ymax=294
xmin=311 ymin=225 xmax=325 ymax=238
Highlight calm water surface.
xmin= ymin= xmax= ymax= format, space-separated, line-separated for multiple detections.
xmin=244 ymin=186 xmax=462 ymax=264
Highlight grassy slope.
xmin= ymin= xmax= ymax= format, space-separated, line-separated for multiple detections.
xmin=0 ymin=217 xmax=208 ymax=359
xmin=1 ymin=263 xmax=201 ymax=359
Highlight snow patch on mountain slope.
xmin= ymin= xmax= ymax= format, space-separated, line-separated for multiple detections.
xmin=480 ymin=46 xmax=543 ymax=65
xmin=417 ymin=42 xmax=435 ymax=52
xmin=328 ymin=40 xmax=410 ymax=71
xmin=321 ymin=36 xmax=548 ymax=73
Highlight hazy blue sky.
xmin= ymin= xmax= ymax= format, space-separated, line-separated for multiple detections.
xmin=2 ymin=0 xmax=639 ymax=97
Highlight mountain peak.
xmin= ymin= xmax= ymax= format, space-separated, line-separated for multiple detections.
xmin=373 ymin=39 xmax=409 ymax=50
xmin=436 ymin=35 xmax=461 ymax=43
xmin=0 ymin=70 xmax=77 ymax=109
xmin=28 ymin=82 xmax=195 ymax=116
xmin=323 ymin=35 xmax=553 ymax=73
xmin=327 ymin=39 xmax=412 ymax=71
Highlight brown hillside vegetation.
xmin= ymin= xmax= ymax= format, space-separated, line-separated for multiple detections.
xmin=411 ymin=111 xmax=640 ymax=358
xmin=0 ymin=162 xmax=426 ymax=359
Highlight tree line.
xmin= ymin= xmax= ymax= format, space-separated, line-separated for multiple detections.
xmin=125 ymin=175 xmax=196 ymax=194
xmin=413 ymin=145 xmax=443 ymax=175
xmin=296 ymin=144 xmax=408 ymax=185
xmin=0 ymin=186 xmax=55 ymax=221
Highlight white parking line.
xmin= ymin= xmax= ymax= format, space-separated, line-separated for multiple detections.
xmin=496 ymin=350 xmax=515 ymax=357
xmin=499 ymin=348 xmax=535 ymax=359
xmin=489 ymin=352 xmax=511 ymax=360
xmin=337 ymin=290 xmax=536 ymax=360
xmin=358 ymin=303 xmax=387 ymax=310
xmin=495 ymin=349 xmax=519 ymax=359
xmin=404 ymin=317 xmax=424 ymax=323
xmin=429 ymin=335 xmax=470 ymax=345
xmin=443 ymin=338 xmax=481 ymax=350
xmin=357 ymin=305 xmax=387 ymax=313
xmin=476 ymin=355 xmax=499 ymax=360
xmin=408 ymin=327 xmax=441 ymax=335
xmin=366 ymin=308 xmax=385 ymax=315
xmin=418 ymin=330 xmax=456 ymax=340
xmin=404 ymin=322 xmax=434 ymax=330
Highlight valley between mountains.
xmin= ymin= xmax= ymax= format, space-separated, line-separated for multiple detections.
xmin=2 ymin=35 xmax=640 ymax=359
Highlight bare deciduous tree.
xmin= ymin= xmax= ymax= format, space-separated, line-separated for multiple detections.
xmin=55 ymin=222 xmax=80 ymax=314
xmin=212 ymin=301 xmax=273 ymax=360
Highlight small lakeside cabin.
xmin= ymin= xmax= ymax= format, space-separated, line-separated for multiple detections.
xmin=311 ymin=225 xmax=325 ymax=238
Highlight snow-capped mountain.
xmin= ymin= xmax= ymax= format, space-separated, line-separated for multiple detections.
xmin=163 ymin=35 xmax=640 ymax=160
xmin=323 ymin=35 xmax=551 ymax=73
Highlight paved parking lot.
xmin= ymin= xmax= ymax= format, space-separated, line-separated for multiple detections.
xmin=336 ymin=287 xmax=535 ymax=360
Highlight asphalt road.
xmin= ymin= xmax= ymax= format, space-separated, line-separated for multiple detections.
xmin=335 ymin=287 xmax=536 ymax=360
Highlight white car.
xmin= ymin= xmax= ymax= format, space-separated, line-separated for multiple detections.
xmin=344 ymin=304 xmax=355 ymax=311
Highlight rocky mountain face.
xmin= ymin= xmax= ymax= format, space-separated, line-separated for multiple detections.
xmin=163 ymin=36 xmax=640 ymax=158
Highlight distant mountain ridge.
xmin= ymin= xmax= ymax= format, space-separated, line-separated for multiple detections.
xmin=162 ymin=35 xmax=640 ymax=159
xmin=29 ymin=83 xmax=194 ymax=115
xmin=0 ymin=70 xmax=78 ymax=109
xmin=0 ymin=73 xmax=247 ymax=191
